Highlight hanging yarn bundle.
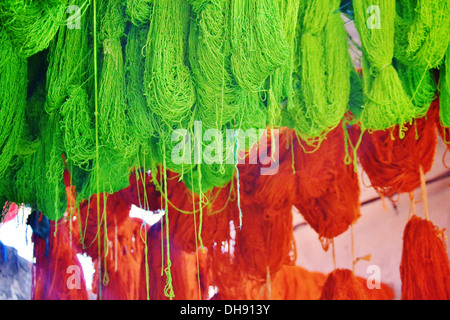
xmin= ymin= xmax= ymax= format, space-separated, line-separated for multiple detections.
xmin=125 ymin=0 xmax=153 ymax=26
xmin=187 ymin=0 xmax=249 ymax=190
xmin=396 ymin=62 xmax=437 ymax=118
xmin=76 ymin=172 xmax=159 ymax=259
xmin=48 ymin=1 xmax=95 ymax=170
xmin=125 ymin=23 xmax=157 ymax=171
xmin=440 ymin=46 xmax=450 ymax=127
xmin=393 ymin=0 xmax=445 ymax=118
xmin=267 ymin=0 xmax=301 ymax=128
xmin=90 ymin=0 xmax=137 ymax=196
xmin=31 ymin=212 xmax=89 ymax=300
xmin=353 ymin=0 xmax=415 ymax=131
xmin=270 ymin=265 xmax=394 ymax=300
xmin=144 ymin=0 xmax=195 ymax=175
xmin=251 ymin=129 xmax=298 ymax=211
xmin=400 ymin=215 xmax=450 ymax=300
xmin=0 ymin=0 xmax=67 ymax=58
xmin=0 ymin=28 xmax=27 ymax=187
xmin=99 ymin=217 xmax=148 ymax=300
xmin=31 ymin=1 xmax=100 ymax=220
xmin=188 ymin=0 xmax=240 ymax=129
xmin=146 ymin=222 xmax=207 ymax=300
xmin=229 ymin=131 xmax=297 ymax=279
xmin=288 ymin=0 xmax=351 ymax=140
xmin=33 ymin=114 xmax=68 ymax=221
xmin=233 ymin=204 xmax=296 ymax=281
xmin=43 ymin=1 xmax=98 ymax=211
xmin=319 ymin=269 xmax=367 ymax=300
xmin=205 ymin=178 xmax=296 ymax=299
xmin=230 ymin=0 xmax=288 ymax=93
xmin=270 ymin=265 xmax=327 ymax=300
xmin=355 ymin=104 xmax=438 ymax=198
xmin=394 ymin=0 xmax=450 ymax=70
xmin=9 ymin=85 xmax=45 ymax=209
xmin=293 ymin=124 xmax=361 ymax=241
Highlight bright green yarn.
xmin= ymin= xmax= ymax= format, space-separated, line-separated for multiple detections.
xmin=144 ymin=0 xmax=195 ymax=133
xmin=34 ymin=113 xmax=67 ymax=221
xmin=395 ymin=0 xmax=450 ymax=70
xmin=441 ymin=46 xmax=450 ymax=127
xmin=125 ymin=0 xmax=153 ymax=26
xmin=0 ymin=0 xmax=67 ymax=58
xmin=125 ymin=24 xmax=158 ymax=171
xmin=188 ymin=0 xmax=240 ymax=129
xmin=12 ymin=82 xmax=46 ymax=207
xmin=396 ymin=62 xmax=437 ymax=118
xmin=354 ymin=0 xmax=415 ymax=132
xmin=349 ymin=67 xmax=364 ymax=119
xmin=230 ymin=0 xmax=289 ymax=93
xmin=268 ymin=0 xmax=301 ymax=128
xmin=187 ymin=0 xmax=267 ymax=193
xmin=92 ymin=0 xmax=136 ymax=195
xmin=289 ymin=0 xmax=351 ymax=140
xmin=0 ymin=29 xmax=27 ymax=183
xmin=47 ymin=1 xmax=95 ymax=169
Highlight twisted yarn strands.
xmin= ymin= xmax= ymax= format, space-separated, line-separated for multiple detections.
xmin=395 ymin=0 xmax=450 ymax=69
xmin=394 ymin=0 xmax=445 ymax=119
xmin=396 ymin=62 xmax=436 ymax=118
xmin=230 ymin=0 xmax=288 ymax=93
xmin=0 ymin=29 xmax=27 ymax=181
xmin=125 ymin=0 xmax=153 ymax=26
xmin=441 ymin=46 xmax=450 ymax=127
xmin=46 ymin=1 xmax=95 ymax=169
xmin=32 ymin=220 xmax=89 ymax=300
xmin=94 ymin=0 xmax=136 ymax=195
xmin=290 ymin=0 xmax=351 ymax=140
xmin=355 ymin=105 xmax=438 ymax=198
xmin=125 ymin=23 xmax=158 ymax=170
xmin=354 ymin=0 xmax=415 ymax=132
xmin=144 ymin=0 xmax=195 ymax=132
xmin=188 ymin=0 xmax=240 ymax=129
xmin=36 ymin=114 xmax=67 ymax=221
xmin=293 ymin=125 xmax=361 ymax=240
xmin=187 ymin=0 xmax=241 ymax=191
xmin=320 ymin=269 xmax=367 ymax=300
xmin=144 ymin=0 xmax=196 ymax=184
xmin=11 ymin=84 xmax=46 ymax=206
xmin=0 ymin=0 xmax=67 ymax=58
xmin=400 ymin=216 xmax=450 ymax=300
xmin=268 ymin=0 xmax=300 ymax=127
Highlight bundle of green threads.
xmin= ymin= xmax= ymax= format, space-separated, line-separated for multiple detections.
xmin=354 ymin=0 xmax=415 ymax=133
xmin=0 ymin=0 xmax=446 ymax=220
xmin=289 ymin=0 xmax=351 ymax=141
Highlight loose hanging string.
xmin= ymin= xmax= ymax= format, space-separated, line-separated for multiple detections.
xmin=266 ymin=266 xmax=271 ymax=300
xmin=140 ymin=172 xmax=151 ymax=300
xmin=162 ymin=144 xmax=174 ymax=300
xmin=419 ymin=165 xmax=429 ymax=221
xmin=409 ymin=191 xmax=416 ymax=219
xmin=234 ymin=133 xmax=243 ymax=229
xmin=92 ymin=0 xmax=102 ymax=300
xmin=134 ymin=167 xmax=150 ymax=300
xmin=331 ymin=238 xmax=336 ymax=270
xmin=351 ymin=224 xmax=355 ymax=274
xmin=102 ymin=194 xmax=109 ymax=286
xmin=188 ymin=163 xmax=204 ymax=299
